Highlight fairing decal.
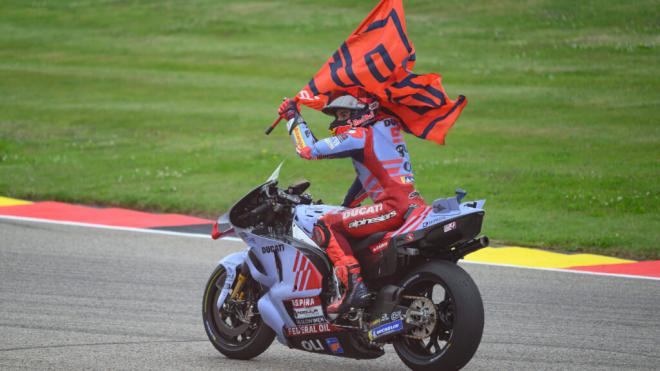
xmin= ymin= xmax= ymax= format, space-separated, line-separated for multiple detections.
xmin=238 ymin=229 xmax=326 ymax=345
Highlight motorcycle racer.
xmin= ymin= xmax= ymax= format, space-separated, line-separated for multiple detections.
xmin=278 ymin=92 xmax=425 ymax=314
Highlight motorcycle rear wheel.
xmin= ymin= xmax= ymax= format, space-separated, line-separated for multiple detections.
xmin=393 ymin=260 xmax=484 ymax=370
xmin=202 ymin=265 xmax=275 ymax=360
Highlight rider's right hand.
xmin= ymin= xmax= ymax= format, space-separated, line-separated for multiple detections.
xmin=278 ymin=98 xmax=299 ymax=120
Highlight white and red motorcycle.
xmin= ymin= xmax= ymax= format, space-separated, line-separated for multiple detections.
xmin=203 ymin=164 xmax=487 ymax=370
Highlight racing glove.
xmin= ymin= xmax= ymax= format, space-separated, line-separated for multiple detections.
xmin=278 ymin=98 xmax=299 ymax=121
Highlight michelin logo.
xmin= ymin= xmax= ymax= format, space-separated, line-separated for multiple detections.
xmin=369 ymin=319 xmax=403 ymax=339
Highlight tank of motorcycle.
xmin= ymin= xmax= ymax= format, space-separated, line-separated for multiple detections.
xmin=293 ymin=204 xmax=344 ymax=238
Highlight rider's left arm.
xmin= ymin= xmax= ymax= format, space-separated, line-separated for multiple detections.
xmin=342 ymin=176 xmax=368 ymax=208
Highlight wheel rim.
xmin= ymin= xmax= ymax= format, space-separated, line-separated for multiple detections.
xmin=209 ymin=271 xmax=260 ymax=347
xmin=399 ymin=275 xmax=455 ymax=360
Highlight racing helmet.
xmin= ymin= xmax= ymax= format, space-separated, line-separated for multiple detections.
xmin=322 ymin=91 xmax=379 ymax=135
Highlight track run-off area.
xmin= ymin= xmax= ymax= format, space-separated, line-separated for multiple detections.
xmin=0 ymin=197 xmax=659 ymax=369
xmin=1 ymin=196 xmax=658 ymax=279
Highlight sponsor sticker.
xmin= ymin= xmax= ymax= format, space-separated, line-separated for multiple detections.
xmin=286 ymin=323 xmax=334 ymax=336
xmin=291 ymin=296 xmax=323 ymax=320
xmin=294 ymin=316 xmax=326 ymax=325
xmin=396 ymin=144 xmax=407 ymax=157
xmin=348 ymin=210 xmax=397 ymax=229
xmin=379 ymin=310 xmax=403 ymax=323
xmin=371 ymin=311 xmax=404 ymax=327
xmin=293 ymin=126 xmax=306 ymax=150
xmin=369 ymin=319 xmax=403 ymax=339
xmin=300 ymin=339 xmax=325 ymax=352
xmin=443 ymin=221 xmax=457 ymax=233
xmin=348 ymin=111 xmax=375 ymax=126
xmin=369 ymin=239 xmax=389 ymax=254
xmin=401 ymin=175 xmax=415 ymax=184
xmin=325 ymin=337 xmax=344 ymax=354
xmin=408 ymin=191 xmax=420 ymax=199
xmin=291 ymin=297 xmax=319 ymax=307
xmin=293 ymin=305 xmax=323 ymax=319
xmin=323 ymin=137 xmax=342 ymax=150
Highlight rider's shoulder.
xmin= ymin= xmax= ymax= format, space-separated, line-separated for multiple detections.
xmin=344 ymin=127 xmax=367 ymax=139
xmin=373 ymin=117 xmax=400 ymax=128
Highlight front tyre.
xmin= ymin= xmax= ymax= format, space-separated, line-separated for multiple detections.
xmin=393 ymin=260 xmax=484 ymax=370
xmin=202 ymin=265 xmax=275 ymax=360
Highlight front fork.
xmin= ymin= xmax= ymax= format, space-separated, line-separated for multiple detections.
xmin=230 ymin=272 xmax=248 ymax=301
xmin=215 ymin=251 xmax=248 ymax=310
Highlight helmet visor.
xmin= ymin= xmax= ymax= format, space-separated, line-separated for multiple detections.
xmin=329 ymin=109 xmax=352 ymax=135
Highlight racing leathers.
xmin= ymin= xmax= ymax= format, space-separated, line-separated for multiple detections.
xmin=286 ymin=113 xmax=425 ymax=313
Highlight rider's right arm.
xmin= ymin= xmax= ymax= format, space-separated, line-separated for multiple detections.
xmin=288 ymin=118 xmax=366 ymax=160
xmin=287 ymin=116 xmax=317 ymax=154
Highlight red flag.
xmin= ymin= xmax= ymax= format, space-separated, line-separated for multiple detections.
xmin=295 ymin=0 xmax=466 ymax=145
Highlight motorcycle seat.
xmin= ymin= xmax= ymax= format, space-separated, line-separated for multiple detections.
xmin=350 ymin=204 xmax=420 ymax=254
xmin=351 ymin=231 xmax=388 ymax=254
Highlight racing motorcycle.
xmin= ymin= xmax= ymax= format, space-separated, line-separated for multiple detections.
xmin=203 ymin=164 xmax=488 ymax=370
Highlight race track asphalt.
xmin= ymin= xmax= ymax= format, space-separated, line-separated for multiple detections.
xmin=1 ymin=220 xmax=658 ymax=370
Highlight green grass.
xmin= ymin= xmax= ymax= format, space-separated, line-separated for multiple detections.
xmin=0 ymin=0 xmax=658 ymax=259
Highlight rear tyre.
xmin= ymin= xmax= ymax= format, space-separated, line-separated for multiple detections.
xmin=202 ymin=265 xmax=275 ymax=360
xmin=393 ymin=260 xmax=484 ymax=370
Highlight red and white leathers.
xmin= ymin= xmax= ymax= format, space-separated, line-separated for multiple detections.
xmin=287 ymin=114 xmax=425 ymax=294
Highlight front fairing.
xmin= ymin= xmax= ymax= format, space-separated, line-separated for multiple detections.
xmin=225 ymin=162 xmax=283 ymax=228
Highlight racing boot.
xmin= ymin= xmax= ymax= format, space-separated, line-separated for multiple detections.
xmin=327 ymin=264 xmax=370 ymax=314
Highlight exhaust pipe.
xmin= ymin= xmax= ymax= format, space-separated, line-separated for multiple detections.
xmin=454 ymin=235 xmax=489 ymax=259
xmin=477 ymin=236 xmax=489 ymax=248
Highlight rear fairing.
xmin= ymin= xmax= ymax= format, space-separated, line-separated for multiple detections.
xmin=391 ymin=197 xmax=485 ymax=243
xmin=353 ymin=197 xmax=486 ymax=280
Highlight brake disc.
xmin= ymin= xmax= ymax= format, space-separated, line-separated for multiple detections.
xmin=216 ymin=301 xmax=251 ymax=337
xmin=403 ymin=295 xmax=437 ymax=340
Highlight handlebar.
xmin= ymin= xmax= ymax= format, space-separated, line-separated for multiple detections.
xmin=278 ymin=190 xmax=301 ymax=204
xmin=265 ymin=115 xmax=284 ymax=135
xmin=266 ymin=97 xmax=300 ymax=135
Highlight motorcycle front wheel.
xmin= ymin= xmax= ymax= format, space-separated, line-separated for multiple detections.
xmin=393 ymin=260 xmax=484 ymax=371
xmin=202 ymin=265 xmax=275 ymax=360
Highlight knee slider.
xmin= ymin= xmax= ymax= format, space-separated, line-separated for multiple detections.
xmin=312 ymin=221 xmax=331 ymax=249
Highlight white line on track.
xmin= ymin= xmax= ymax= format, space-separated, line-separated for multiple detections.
xmin=462 ymin=260 xmax=660 ymax=282
xmin=0 ymin=214 xmax=242 ymax=242
xmin=1 ymin=214 xmax=657 ymax=281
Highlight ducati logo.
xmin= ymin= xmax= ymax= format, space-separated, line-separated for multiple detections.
xmin=261 ymin=244 xmax=284 ymax=254
xmin=342 ymin=204 xmax=383 ymax=219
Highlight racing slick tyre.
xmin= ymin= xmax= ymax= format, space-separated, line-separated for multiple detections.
xmin=393 ymin=260 xmax=484 ymax=370
xmin=202 ymin=265 xmax=275 ymax=360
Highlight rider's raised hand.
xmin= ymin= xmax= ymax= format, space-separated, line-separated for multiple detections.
xmin=278 ymin=98 xmax=299 ymax=120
